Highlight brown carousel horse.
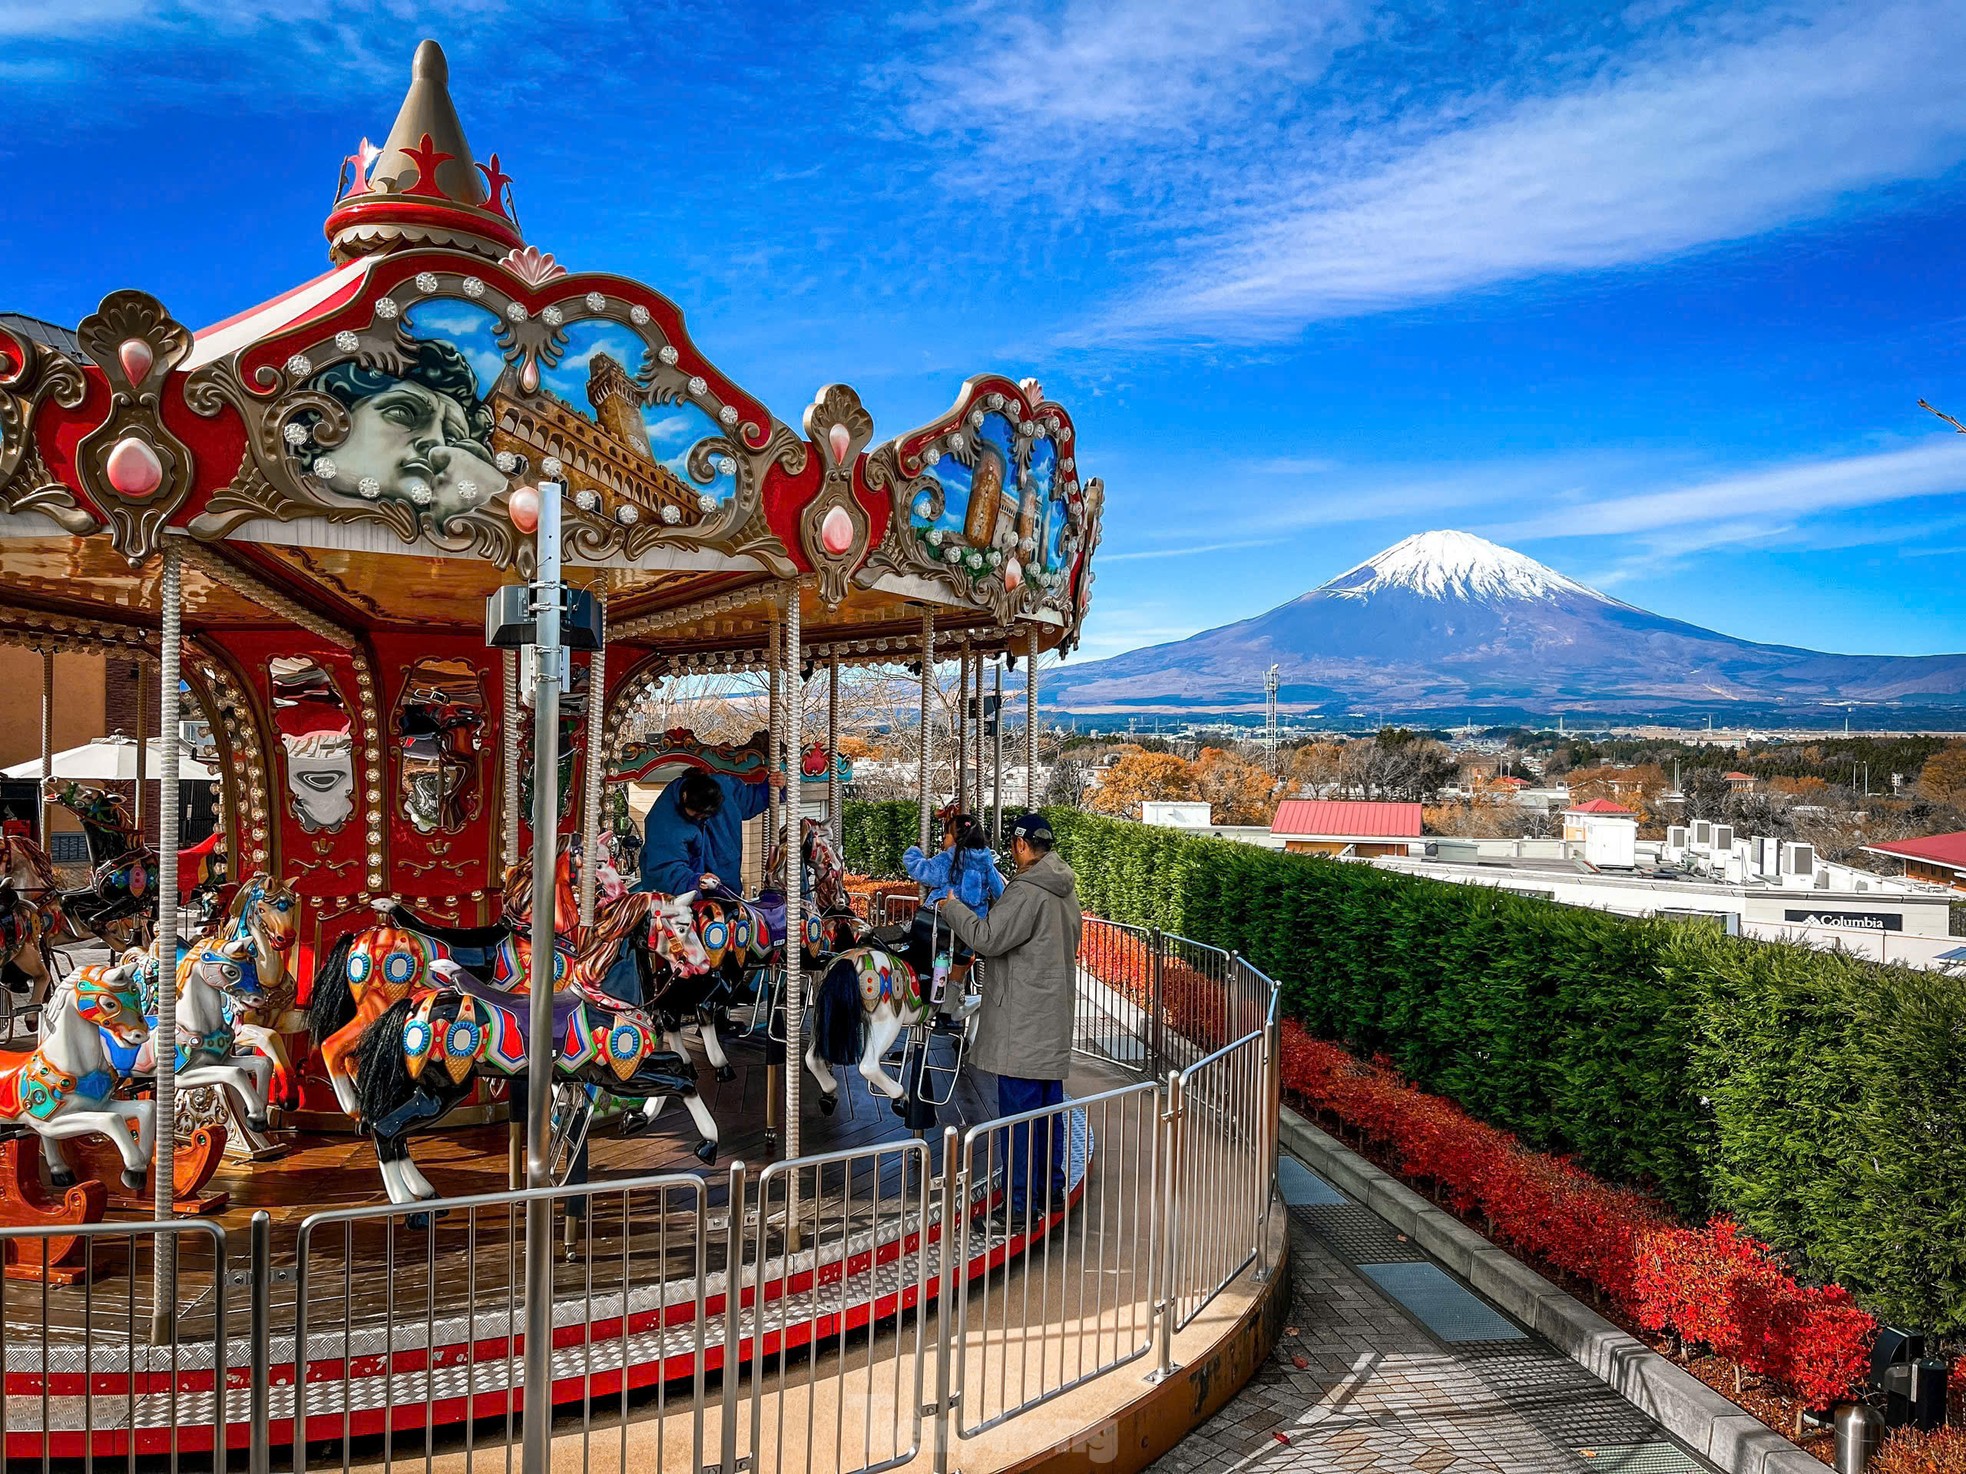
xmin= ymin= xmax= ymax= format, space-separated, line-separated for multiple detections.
xmin=0 ymin=824 xmax=64 ymax=1013
xmin=42 ymin=779 xmax=157 ymax=951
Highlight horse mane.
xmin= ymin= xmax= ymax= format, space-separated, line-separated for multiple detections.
xmin=306 ymin=930 xmax=358 ymax=1041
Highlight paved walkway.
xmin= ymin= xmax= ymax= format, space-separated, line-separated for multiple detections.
xmin=1151 ymin=1158 xmax=1718 ymax=1474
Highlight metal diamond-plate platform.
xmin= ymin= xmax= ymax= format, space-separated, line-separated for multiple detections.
xmin=1579 ymin=1443 xmax=1714 ymax=1474
xmin=1294 ymin=1203 xmax=1426 ymax=1263
xmin=1357 ymin=1262 xmax=1526 ymax=1343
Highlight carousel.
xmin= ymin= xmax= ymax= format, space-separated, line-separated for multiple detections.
xmin=0 ymin=40 xmax=1107 ymax=1461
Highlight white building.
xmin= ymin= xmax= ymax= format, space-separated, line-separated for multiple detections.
xmin=1369 ymin=820 xmax=1959 ymax=970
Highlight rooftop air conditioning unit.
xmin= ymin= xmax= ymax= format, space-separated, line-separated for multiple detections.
xmin=1712 ymin=824 xmax=1734 ymax=854
xmin=1692 ymin=820 xmax=1712 ymax=847
xmin=1667 ymin=825 xmax=1688 ymax=851
xmin=1781 ymin=842 xmax=1815 ymax=882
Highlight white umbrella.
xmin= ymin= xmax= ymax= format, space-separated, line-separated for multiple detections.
xmin=3 ymin=736 xmax=217 ymax=783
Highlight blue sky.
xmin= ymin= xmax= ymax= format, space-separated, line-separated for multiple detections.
xmin=6 ymin=1 xmax=1966 ymax=661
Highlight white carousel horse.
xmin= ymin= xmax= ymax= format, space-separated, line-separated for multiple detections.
xmin=126 ymin=937 xmax=277 ymax=1136
xmin=803 ymin=946 xmax=979 ymax=1110
xmin=0 ymin=958 xmax=154 ymax=1190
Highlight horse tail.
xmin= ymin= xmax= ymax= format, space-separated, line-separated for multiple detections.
xmin=307 ymin=931 xmax=358 ymax=1043
xmin=352 ymin=996 xmax=422 ymax=1130
xmin=813 ymin=954 xmax=869 ymax=1067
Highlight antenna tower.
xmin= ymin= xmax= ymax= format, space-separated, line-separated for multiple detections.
xmin=1264 ymin=665 xmax=1280 ymax=773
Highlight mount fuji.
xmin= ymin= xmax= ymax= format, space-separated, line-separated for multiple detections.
xmin=1049 ymin=531 xmax=1966 ymax=721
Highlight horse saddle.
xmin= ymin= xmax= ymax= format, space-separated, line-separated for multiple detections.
xmin=751 ymin=890 xmax=787 ymax=947
xmin=384 ymin=902 xmax=512 ymax=952
xmin=438 ymin=972 xmax=591 ymax=1035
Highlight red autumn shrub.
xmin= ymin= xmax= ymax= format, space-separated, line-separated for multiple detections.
xmin=1276 ymin=1023 xmax=1875 ymax=1408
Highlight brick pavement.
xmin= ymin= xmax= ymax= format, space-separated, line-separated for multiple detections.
xmin=1150 ymin=1174 xmax=1715 ymax=1474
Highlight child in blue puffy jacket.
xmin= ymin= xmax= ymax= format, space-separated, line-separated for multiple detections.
xmin=901 ymin=814 xmax=1005 ymax=995
xmin=903 ymin=812 xmax=1006 ymax=917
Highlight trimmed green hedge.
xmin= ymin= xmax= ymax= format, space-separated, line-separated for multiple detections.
xmin=841 ymin=799 xmax=920 ymax=880
xmin=1041 ymin=807 xmax=1966 ymax=1334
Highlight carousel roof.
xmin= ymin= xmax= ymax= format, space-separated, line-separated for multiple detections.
xmin=0 ymin=41 xmax=1104 ymax=667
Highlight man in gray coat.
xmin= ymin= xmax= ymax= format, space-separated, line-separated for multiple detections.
xmin=937 ymin=812 xmax=1080 ymax=1219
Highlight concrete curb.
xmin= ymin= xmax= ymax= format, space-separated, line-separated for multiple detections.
xmin=1278 ymin=1107 xmax=1821 ymax=1474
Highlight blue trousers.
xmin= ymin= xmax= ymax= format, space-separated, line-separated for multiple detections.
xmin=996 ymin=1076 xmax=1065 ymax=1212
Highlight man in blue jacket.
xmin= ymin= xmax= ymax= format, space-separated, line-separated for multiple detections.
xmin=637 ymin=768 xmax=782 ymax=896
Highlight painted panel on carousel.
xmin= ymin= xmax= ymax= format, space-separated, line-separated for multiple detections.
xmin=862 ymin=376 xmax=1100 ymax=642
xmin=269 ymin=656 xmax=355 ymax=833
xmin=394 ymin=655 xmax=485 ymax=834
xmin=291 ymin=299 xmax=742 ymax=533
xmin=185 ymin=253 xmax=805 ymax=573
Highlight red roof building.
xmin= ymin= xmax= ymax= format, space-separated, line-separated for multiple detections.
xmin=1565 ymin=798 xmax=1634 ymax=816
xmin=1863 ymin=831 xmax=1966 ymax=892
xmin=1271 ymin=800 xmax=1423 ymax=858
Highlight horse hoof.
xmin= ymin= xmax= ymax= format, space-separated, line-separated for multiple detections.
xmin=891 ymin=1096 xmax=907 ymax=1118
xmin=48 ymin=1169 xmax=75 ymax=1189
xmin=817 ymin=1092 xmax=836 ymax=1117
xmin=120 ymin=1169 xmax=146 ymax=1192
xmin=715 ymin=1065 xmax=737 ymax=1084
xmin=620 ymin=1113 xmax=649 ymax=1139
xmin=406 ymin=1211 xmax=432 ymax=1232
xmin=246 ymin=1114 xmax=271 ymax=1135
xmin=693 ymin=1140 xmax=718 ymax=1165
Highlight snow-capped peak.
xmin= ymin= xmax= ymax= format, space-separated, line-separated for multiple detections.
xmin=1319 ymin=530 xmax=1608 ymax=604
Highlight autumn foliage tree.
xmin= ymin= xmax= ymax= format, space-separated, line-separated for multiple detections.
xmin=1919 ymin=741 xmax=1966 ymax=804
xmin=1084 ymin=747 xmax=1199 ymax=819
xmin=1193 ymin=746 xmax=1281 ymax=825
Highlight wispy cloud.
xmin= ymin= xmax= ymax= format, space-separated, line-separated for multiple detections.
xmin=1102 ymin=1 xmax=1966 ymax=339
xmin=1101 ymin=538 xmax=1273 ymax=563
xmin=1500 ymin=438 xmax=1966 ymax=543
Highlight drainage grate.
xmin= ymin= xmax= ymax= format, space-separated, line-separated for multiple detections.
xmin=1279 ymin=1158 xmax=1347 ymax=1206
xmin=1357 ymin=1262 xmax=1526 ymax=1343
xmin=1295 ymin=1204 xmax=1426 ymax=1263
xmin=1575 ymin=1442 xmax=1712 ymax=1474
xmin=1455 ymin=1345 xmax=1664 ymax=1447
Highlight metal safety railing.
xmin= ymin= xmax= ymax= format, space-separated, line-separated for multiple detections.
xmin=0 ymin=914 xmax=1281 ymax=1474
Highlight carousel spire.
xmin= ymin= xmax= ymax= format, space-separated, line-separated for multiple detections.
xmin=324 ymin=39 xmax=525 ymax=264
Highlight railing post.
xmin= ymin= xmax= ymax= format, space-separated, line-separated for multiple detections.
xmin=932 ymin=1126 xmax=962 ymax=1474
xmin=719 ymin=1160 xmax=747 ymax=1474
xmin=1148 ymin=927 xmax=1165 ymax=1078
xmin=1150 ymin=1070 xmax=1183 ymax=1381
xmin=249 ymin=1211 xmax=272 ymax=1474
xmin=1256 ymin=1014 xmax=1281 ymax=1281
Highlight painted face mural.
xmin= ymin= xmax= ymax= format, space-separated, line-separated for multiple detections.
xmin=395 ymin=656 xmax=485 ymax=834
xmin=270 ymin=656 xmax=354 ymax=832
xmin=304 ymin=339 xmax=509 ymax=525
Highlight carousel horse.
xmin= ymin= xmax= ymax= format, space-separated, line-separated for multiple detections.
xmin=211 ymin=876 xmax=303 ymax=1109
xmin=86 ymin=937 xmax=276 ymax=1162
xmin=350 ymin=891 xmax=716 ymax=1207
xmin=0 ymin=958 xmax=154 ymax=1190
xmin=43 ymin=779 xmax=157 ymax=950
xmin=803 ymin=943 xmax=975 ymax=1110
xmin=308 ymin=904 xmax=575 ymax=1119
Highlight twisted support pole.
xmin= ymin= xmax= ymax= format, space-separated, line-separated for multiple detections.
xmin=1025 ymin=626 xmax=1039 ymax=809
xmin=38 ymin=650 xmax=52 ymax=847
xmin=151 ymin=540 xmax=182 ymax=1343
xmin=783 ymin=582 xmax=804 ymax=1164
xmin=578 ymin=594 xmax=607 ymax=928
xmin=918 ymin=610 xmax=936 ymax=852
xmin=502 ymin=649 xmax=521 ymax=870
xmin=827 ymin=654 xmax=841 ymax=850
